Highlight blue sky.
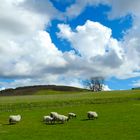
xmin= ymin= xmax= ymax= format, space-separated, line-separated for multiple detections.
xmin=48 ymin=5 xmax=133 ymax=51
xmin=0 ymin=0 xmax=140 ymax=90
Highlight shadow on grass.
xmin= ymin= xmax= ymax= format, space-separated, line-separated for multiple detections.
xmin=47 ymin=122 xmax=66 ymax=125
xmin=42 ymin=121 xmax=67 ymax=125
xmin=81 ymin=118 xmax=95 ymax=121
xmin=3 ymin=123 xmax=15 ymax=125
xmin=2 ymin=121 xmax=21 ymax=125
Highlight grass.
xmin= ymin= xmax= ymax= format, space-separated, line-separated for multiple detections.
xmin=35 ymin=89 xmax=87 ymax=95
xmin=0 ymin=90 xmax=140 ymax=140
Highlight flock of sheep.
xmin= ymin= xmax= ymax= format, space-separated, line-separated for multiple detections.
xmin=9 ymin=111 xmax=98 ymax=125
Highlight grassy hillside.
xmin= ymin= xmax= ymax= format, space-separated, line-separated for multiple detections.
xmin=0 ymin=90 xmax=140 ymax=140
xmin=0 ymin=85 xmax=86 ymax=96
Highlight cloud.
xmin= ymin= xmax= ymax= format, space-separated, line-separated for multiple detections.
xmin=0 ymin=0 xmax=47 ymax=36
xmin=132 ymin=79 xmax=140 ymax=88
xmin=0 ymin=76 xmax=84 ymax=89
xmin=63 ymin=0 xmax=140 ymax=80
xmin=0 ymin=0 xmax=87 ymax=89
xmin=20 ymin=0 xmax=60 ymax=17
xmin=107 ymin=0 xmax=140 ymax=19
xmin=0 ymin=30 xmax=67 ymax=78
xmin=58 ymin=20 xmax=113 ymax=58
xmin=58 ymin=20 xmax=125 ymax=78
xmin=1 ymin=0 xmax=140 ymax=89
xmin=102 ymin=84 xmax=111 ymax=91
xmin=64 ymin=0 xmax=140 ymax=19
xmin=0 ymin=1 xmax=66 ymax=81
xmin=64 ymin=0 xmax=109 ymax=18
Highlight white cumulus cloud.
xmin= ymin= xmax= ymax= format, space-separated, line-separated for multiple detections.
xmin=132 ymin=79 xmax=140 ymax=88
xmin=58 ymin=20 xmax=125 ymax=78
xmin=1 ymin=0 xmax=140 ymax=90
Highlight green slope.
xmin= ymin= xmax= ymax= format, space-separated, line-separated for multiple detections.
xmin=0 ymin=90 xmax=140 ymax=140
xmin=0 ymin=85 xmax=87 ymax=96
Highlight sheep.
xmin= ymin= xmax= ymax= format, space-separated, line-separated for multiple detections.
xmin=50 ymin=112 xmax=58 ymax=123
xmin=87 ymin=111 xmax=98 ymax=120
xmin=56 ymin=114 xmax=69 ymax=123
xmin=50 ymin=112 xmax=58 ymax=118
xmin=68 ymin=112 xmax=76 ymax=119
xmin=50 ymin=112 xmax=69 ymax=124
xmin=43 ymin=116 xmax=53 ymax=124
xmin=9 ymin=115 xmax=21 ymax=124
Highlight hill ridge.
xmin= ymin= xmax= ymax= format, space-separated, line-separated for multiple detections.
xmin=0 ymin=85 xmax=86 ymax=96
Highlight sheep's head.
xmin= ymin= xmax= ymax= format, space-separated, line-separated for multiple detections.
xmin=67 ymin=118 xmax=69 ymax=121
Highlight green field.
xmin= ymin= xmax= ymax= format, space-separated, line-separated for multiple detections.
xmin=0 ymin=90 xmax=140 ymax=140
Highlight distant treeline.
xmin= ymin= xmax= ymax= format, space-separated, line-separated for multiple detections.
xmin=132 ymin=87 xmax=140 ymax=90
xmin=0 ymin=85 xmax=87 ymax=96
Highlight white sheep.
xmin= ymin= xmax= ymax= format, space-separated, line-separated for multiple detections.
xmin=87 ymin=111 xmax=98 ymax=119
xmin=50 ymin=112 xmax=69 ymax=124
xmin=9 ymin=115 xmax=21 ymax=124
xmin=56 ymin=114 xmax=69 ymax=123
xmin=43 ymin=116 xmax=53 ymax=124
xmin=68 ymin=112 xmax=76 ymax=118
xmin=50 ymin=112 xmax=58 ymax=123
xmin=50 ymin=112 xmax=58 ymax=117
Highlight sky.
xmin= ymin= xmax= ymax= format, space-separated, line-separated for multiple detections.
xmin=0 ymin=0 xmax=140 ymax=91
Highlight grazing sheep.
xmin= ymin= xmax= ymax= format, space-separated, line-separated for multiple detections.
xmin=50 ymin=112 xmax=58 ymax=118
xmin=56 ymin=114 xmax=69 ymax=123
xmin=87 ymin=111 xmax=98 ymax=119
xmin=50 ymin=112 xmax=69 ymax=124
xmin=50 ymin=112 xmax=58 ymax=123
xmin=43 ymin=116 xmax=53 ymax=124
xmin=68 ymin=112 xmax=76 ymax=118
xmin=9 ymin=115 xmax=21 ymax=124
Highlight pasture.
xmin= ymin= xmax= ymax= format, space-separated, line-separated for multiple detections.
xmin=0 ymin=90 xmax=140 ymax=140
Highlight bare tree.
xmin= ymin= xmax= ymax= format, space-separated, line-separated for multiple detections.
xmin=86 ymin=77 xmax=104 ymax=92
